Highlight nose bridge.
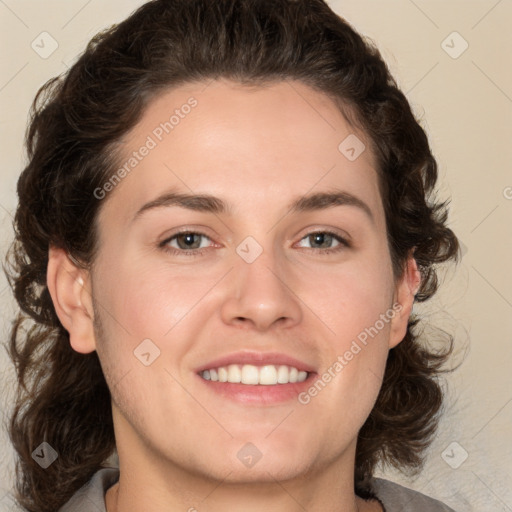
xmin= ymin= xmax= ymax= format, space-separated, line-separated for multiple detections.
xmin=220 ymin=240 xmax=302 ymax=330
xmin=238 ymin=247 xmax=285 ymax=298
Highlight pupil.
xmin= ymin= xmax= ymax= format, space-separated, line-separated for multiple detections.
xmin=312 ymin=233 xmax=330 ymax=248
xmin=179 ymin=234 xmax=200 ymax=249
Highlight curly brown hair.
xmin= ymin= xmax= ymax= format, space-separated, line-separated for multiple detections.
xmin=4 ymin=0 xmax=459 ymax=510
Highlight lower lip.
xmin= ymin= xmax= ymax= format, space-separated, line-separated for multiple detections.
xmin=197 ymin=373 xmax=317 ymax=404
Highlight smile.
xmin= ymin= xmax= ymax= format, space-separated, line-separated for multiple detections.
xmin=200 ymin=364 xmax=309 ymax=385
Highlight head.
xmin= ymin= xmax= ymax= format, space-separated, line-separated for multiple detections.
xmin=6 ymin=1 xmax=458 ymax=511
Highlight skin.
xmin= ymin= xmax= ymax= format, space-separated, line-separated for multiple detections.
xmin=47 ymin=79 xmax=420 ymax=512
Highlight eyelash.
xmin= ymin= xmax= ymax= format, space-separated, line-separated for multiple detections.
xmin=159 ymin=230 xmax=351 ymax=257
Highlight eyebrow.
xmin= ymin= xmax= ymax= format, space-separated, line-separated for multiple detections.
xmin=132 ymin=189 xmax=374 ymax=223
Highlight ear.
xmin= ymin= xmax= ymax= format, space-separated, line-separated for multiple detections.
xmin=388 ymin=252 xmax=421 ymax=349
xmin=46 ymin=246 xmax=97 ymax=354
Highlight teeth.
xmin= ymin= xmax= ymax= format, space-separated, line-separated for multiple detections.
xmin=259 ymin=365 xmax=277 ymax=385
xmin=227 ymin=364 xmax=241 ymax=383
xmin=241 ymin=364 xmax=259 ymax=384
xmin=277 ymin=365 xmax=289 ymax=383
xmin=218 ymin=367 xmax=228 ymax=383
xmin=201 ymin=364 xmax=309 ymax=385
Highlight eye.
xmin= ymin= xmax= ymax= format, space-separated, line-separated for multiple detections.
xmin=296 ymin=231 xmax=349 ymax=252
xmin=160 ymin=232 xmax=213 ymax=252
xmin=158 ymin=229 xmax=349 ymax=256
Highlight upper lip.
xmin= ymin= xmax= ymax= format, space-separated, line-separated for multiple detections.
xmin=196 ymin=351 xmax=316 ymax=374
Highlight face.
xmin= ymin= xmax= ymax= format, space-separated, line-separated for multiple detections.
xmin=61 ymin=79 xmax=415 ymax=484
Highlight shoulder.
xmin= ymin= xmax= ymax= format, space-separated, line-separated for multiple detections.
xmin=371 ymin=477 xmax=456 ymax=512
xmin=59 ymin=467 xmax=119 ymax=512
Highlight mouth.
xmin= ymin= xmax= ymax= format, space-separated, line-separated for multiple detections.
xmin=195 ymin=352 xmax=316 ymax=404
xmin=200 ymin=364 xmax=309 ymax=385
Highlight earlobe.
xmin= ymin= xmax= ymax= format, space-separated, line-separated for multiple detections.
xmin=46 ymin=247 xmax=97 ymax=354
xmin=388 ymin=254 xmax=421 ymax=349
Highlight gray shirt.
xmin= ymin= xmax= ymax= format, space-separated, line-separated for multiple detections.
xmin=59 ymin=468 xmax=456 ymax=512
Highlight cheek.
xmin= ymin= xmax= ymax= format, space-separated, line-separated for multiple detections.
xmin=295 ymin=258 xmax=395 ymax=416
xmin=91 ymin=255 xmax=228 ymax=403
xmin=299 ymin=257 xmax=395 ymax=338
xmin=331 ymin=267 xmax=395 ymax=382
xmin=301 ymin=314 xmax=391 ymax=449
xmin=98 ymin=256 xmax=218 ymax=341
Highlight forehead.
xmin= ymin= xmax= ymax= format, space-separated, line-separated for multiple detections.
xmin=97 ymin=79 xmax=383 ymax=228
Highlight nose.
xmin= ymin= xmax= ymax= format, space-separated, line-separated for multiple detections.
xmin=219 ymin=248 xmax=303 ymax=332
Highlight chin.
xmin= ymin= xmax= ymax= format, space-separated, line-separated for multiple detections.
xmin=228 ymin=441 xmax=316 ymax=482
xmin=173 ymin=439 xmax=315 ymax=484
xmin=217 ymin=460 xmax=312 ymax=484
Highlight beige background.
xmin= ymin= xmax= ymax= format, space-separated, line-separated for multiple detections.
xmin=0 ymin=1 xmax=511 ymax=511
